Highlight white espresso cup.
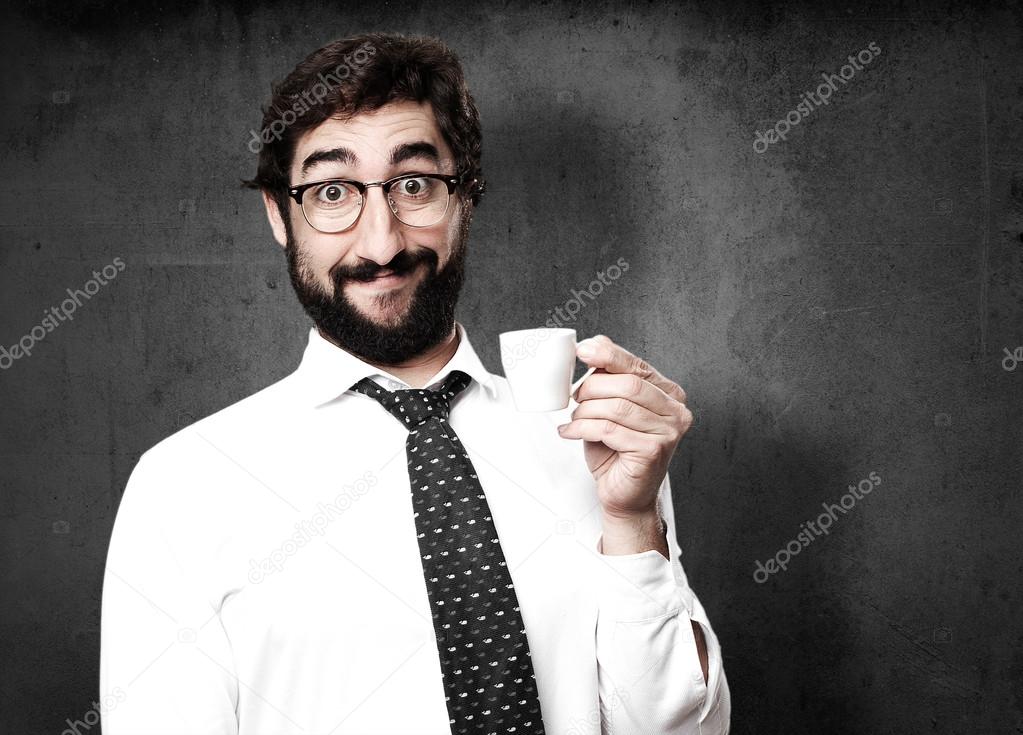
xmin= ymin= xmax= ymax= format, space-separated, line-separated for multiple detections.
xmin=499 ymin=328 xmax=596 ymax=412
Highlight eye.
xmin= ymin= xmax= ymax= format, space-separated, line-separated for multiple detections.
xmin=395 ymin=177 xmax=433 ymax=198
xmin=314 ymin=183 xmax=354 ymax=206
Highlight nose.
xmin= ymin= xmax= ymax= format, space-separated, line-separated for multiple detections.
xmin=349 ymin=184 xmax=404 ymax=266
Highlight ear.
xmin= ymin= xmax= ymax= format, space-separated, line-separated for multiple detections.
xmin=262 ymin=191 xmax=289 ymax=249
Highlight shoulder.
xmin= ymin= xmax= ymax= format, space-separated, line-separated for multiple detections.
xmin=129 ymin=370 xmax=304 ymax=488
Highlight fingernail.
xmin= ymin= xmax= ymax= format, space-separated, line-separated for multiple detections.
xmin=576 ymin=342 xmax=595 ymax=358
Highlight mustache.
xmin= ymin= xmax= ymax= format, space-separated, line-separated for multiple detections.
xmin=329 ymin=248 xmax=438 ymax=286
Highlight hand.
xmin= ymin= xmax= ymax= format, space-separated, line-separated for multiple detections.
xmin=557 ymin=335 xmax=693 ymax=555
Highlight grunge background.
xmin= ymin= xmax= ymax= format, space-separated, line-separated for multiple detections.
xmin=1 ymin=1 xmax=1020 ymax=732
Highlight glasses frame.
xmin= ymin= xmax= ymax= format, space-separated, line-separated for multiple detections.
xmin=287 ymin=171 xmax=465 ymax=233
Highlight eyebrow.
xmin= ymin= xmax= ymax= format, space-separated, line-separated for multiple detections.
xmin=299 ymin=141 xmax=443 ymax=178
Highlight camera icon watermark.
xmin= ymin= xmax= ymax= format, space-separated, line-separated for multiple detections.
xmin=555 ymin=519 xmax=575 ymax=535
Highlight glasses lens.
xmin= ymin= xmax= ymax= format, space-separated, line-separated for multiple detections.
xmin=302 ymin=181 xmax=363 ymax=233
xmin=389 ymin=176 xmax=451 ymax=227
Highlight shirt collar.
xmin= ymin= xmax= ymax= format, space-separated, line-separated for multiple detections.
xmin=293 ymin=321 xmax=498 ymax=407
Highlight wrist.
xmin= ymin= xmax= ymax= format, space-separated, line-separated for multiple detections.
xmin=599 ymin=508 xmax=669 ymax=558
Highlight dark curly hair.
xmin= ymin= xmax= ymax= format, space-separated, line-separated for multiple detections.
xmin=243 ymin=32 xmax=485 ymax=220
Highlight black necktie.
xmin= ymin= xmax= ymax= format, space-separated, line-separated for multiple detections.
xmin=349 ymin=370 xmax=547 ymax=735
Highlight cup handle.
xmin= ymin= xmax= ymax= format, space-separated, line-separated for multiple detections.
xmin=570 ymin=366 xmax=597 ymax=400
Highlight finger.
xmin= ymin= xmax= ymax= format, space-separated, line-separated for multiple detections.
xmin=569 ymin=396 xmax=675 ymax=437
xmin=577 ymin=335 xmax=687 ymax=404
xmin=557 ymin=417 xmax=663 ymax=458
xmin=574 ymin=371 xmax=680 ymax=418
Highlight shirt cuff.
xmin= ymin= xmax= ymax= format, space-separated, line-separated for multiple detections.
xmin=588 ymin=535 xmax=692 ymax=622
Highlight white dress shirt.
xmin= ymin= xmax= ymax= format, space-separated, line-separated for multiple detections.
xmin=100 ymin=323 xmax=730 ymax=734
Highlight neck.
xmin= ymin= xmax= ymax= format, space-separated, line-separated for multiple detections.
xmin=320 ymin=324 xmax=461 ymax=389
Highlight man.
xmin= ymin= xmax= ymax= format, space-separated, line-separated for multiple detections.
xmin=100 ymin=32 xmax=730 ymax=735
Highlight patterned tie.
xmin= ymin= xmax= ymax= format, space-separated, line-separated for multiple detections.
xmin=349 ymin=370 xmax=546 ymax=735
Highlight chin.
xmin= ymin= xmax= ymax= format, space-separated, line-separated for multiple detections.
xmin=350 ymin=289 xmax=412 ymax=316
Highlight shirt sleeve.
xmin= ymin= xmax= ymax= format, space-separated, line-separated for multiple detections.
xmin=100 ymin=447 xmax=239 ymax=734
xmin=590 ymin=474 xmax=731 ymax=734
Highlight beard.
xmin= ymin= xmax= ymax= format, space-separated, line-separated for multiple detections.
xmin=283 ymin=206 xmax=470 ymax=366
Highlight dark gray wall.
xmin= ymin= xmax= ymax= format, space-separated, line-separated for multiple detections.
xmin=2 ymin=1 xmax=1020 ymax=733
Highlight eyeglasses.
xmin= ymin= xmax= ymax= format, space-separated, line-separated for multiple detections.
xmin=287 ymin=172 xmax=465 ymax=233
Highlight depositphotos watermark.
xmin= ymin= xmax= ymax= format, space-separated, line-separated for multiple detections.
xmin=0 ymin=257 xmax=126 ymax=371
xmin=566 ymin=687 xmax=630 ymax=735
xmin=247 ymin=471 xmax=378 ymax=583
xmin=500 ymin=257 xmax=630 ymax=370
xmin=246 ymin=42 xmax=377 ymax=153
xmin=60 ymin=687 xmax=126 ymax=735
xmin=544 ymin=257 xmax=630 ymax=329
xmin=753 ymin=471 xmax=882 ymax=583
xmin=753 ymin=41 xmax=882 ymax=154
xmin=1001 ymin=346 xmax=1022 ymax=371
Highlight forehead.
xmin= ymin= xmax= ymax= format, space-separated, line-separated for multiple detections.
xmin=290 ymin=99 xmax=454 ymax=180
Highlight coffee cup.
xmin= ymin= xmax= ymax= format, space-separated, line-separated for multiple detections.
xmin=499 ymin=328 xmax=596 ymax=412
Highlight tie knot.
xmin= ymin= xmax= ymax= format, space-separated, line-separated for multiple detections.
xmin=350 ymin=370 xmax=472 ymax=428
